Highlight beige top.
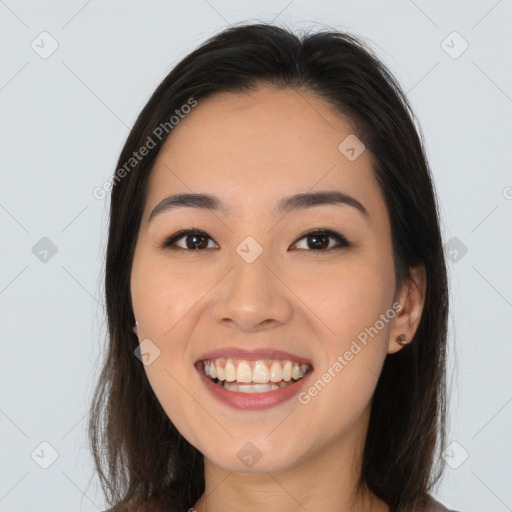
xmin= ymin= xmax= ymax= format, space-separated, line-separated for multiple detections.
xmin=103 ymin=493 xmax=460 ymax=511
xmin=424 ymin=494 xmax=460 ymax=512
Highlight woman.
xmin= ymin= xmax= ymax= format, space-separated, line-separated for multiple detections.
xmin=89 ymin=22 xmax=459 ymax=512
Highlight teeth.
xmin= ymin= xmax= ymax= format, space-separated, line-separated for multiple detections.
xmin=219 ymin=380 xmax=294 ymax=392
xmin=291 ymin=363 xmax=302 ymax=380
xmin=203 ymin=357 xmax=311 ymax=384
xmin=223 ymin=382 xmax=281 ymax=393
xmin=269 ymin=361 xmax=282 ymax=382
xmin=236 ymin=361 xmax=252 ymax=383
xmin=225 ymin=359 xmax=236 ymax=382
xmin=253 ymin=360 xmax=270 ymax=383
xmin=216 ymin=361 xmax=225 ymax=381
xmin=283 ymin=360 xmax=292 ymax=381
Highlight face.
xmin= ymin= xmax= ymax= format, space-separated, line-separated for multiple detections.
xmin=130 ymin=86 xmax=406 ymax=475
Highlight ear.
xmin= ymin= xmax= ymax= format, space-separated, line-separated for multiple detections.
xmin=387 ymin=264 xmax=427 ymax=354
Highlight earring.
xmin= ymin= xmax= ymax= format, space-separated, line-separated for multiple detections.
xmin=133 ymin=320 xmax=138 ymax=335
xmin=396 ymin=334 xmax=408 ymax=345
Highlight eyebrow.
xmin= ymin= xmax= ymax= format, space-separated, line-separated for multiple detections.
xmin=148 ymin=190 xmax=369 ymax=223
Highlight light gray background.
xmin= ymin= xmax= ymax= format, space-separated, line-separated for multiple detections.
xmin=1 ymin=1 xmax=511 ymax=511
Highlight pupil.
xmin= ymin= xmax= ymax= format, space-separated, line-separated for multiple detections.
xmin=309 ymin=235 xmax=328 ymax=250
xmin=187 ymin=235 xmax=206 ymax=250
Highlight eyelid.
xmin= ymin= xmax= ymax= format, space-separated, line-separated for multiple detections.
xmin=159 ymin=227 xmax=350 ymax=251
xmin=292 ymin=228 xmax=349 ymax=248
xmin=159 ymin=228 xmax=218 ymax=250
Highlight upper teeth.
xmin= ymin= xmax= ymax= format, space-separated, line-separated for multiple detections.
xmin=203 ymin=358 xmax=311 ymax=383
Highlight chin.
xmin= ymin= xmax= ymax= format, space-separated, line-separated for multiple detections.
xmin=202 ymin=442 xmax=306 ymax=475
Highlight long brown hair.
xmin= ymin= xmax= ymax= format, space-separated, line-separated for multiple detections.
xmin=88 ymin=22 xmax=449 ymax=512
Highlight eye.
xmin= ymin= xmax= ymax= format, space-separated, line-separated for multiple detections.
xmin=159 ymin=229 xmax=219 ymax=250
xmin=159 ymin=228 xmax=350 ymax=252
xmin=292 ymin=228 xmax=350 ymax=251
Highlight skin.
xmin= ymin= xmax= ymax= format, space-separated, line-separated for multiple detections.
xmin=130 ymin=86 xmax=426 ymax=512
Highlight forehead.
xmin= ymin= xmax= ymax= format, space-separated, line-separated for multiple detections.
xmin=145 ymin=86 xmax=387 ymax=224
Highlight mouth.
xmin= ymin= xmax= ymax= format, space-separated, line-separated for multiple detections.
xmin=195 ymin=357 xmax=314 ymax=394
xmin=194 ymin=348 xmax=314 ymax=409
xmin=199 ymin=357 xmax=313 ymax=393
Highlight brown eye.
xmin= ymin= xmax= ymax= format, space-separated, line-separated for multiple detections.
xmin=292 ymin=229 xmax=350 ymax=251
xmin=159 ymin=228 xmax=349 ymax=252
xmin=160 ymin=230 xmax=218 ymax=250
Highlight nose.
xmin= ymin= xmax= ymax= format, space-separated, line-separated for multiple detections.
xmin=210 ymin=250 xmax=294 ymax=333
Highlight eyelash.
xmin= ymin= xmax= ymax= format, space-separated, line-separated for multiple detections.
xmin=158 ymin=228 xmax=350 ymax=252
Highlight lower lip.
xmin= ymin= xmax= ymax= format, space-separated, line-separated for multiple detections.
xmin=196 ymin=361 xmax=312 ymax=411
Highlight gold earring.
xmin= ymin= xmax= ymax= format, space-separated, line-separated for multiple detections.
xmin=396 ymin=334 xmax=408 ymax=345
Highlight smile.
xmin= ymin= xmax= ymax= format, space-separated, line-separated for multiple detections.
xmin=203 ymin=357 xmax=312 ymax=391
xmin=196 ymin=358 xmax=314 ymax=410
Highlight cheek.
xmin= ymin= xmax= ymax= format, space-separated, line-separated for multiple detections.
xmin=293 ymin=258 xmax=394 ymax=342
xmin=142 ymin=358 xmax=207 ymax=454
xmin=131 ymin=257 xmax=205 ymax=431
xmin=293 ymin=259 xmax=394 ymax=408
xmin=131 ymin=255 xmax=206 ymax=339
xmin=293 ymin=264 xmax=393 ymax=436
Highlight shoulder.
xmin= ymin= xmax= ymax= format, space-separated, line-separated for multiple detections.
xmin=422 ymin=494 xmax=462 ymax=512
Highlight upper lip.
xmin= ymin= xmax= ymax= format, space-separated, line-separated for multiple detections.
xmin=195 ymin=347 xmax=313 ymax=367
